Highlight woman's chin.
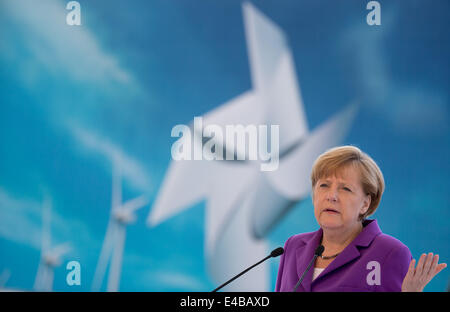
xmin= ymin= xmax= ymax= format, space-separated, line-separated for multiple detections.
xmin=318 ymin=218 xmax=343 ymax=229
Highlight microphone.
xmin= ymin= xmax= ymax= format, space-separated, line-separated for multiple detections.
xmin=292 ymin=245 xmax=324 ymax=292
xmin=212 ymin=247 xmax=284 ymax=292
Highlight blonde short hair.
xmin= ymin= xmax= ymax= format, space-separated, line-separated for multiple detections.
xmin=311 ymin=145 xmax=385 ymax=220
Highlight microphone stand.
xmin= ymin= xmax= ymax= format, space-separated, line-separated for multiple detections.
xmin=211 ymin=247 xmax=283 ymax=292
xmin=292 ymin=245 xmax=324 ymax=292
xmin=292 ymin=254 xmax=319 ymax=292
xmin=212 ymin=254 xmax=271 ymax=292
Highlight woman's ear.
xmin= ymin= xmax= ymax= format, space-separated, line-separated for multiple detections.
xmin=361 ymin=193 xmax=371 ymax=215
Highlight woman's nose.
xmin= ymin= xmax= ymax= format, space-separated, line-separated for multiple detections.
xmin=326 ymin=188 xmax=338 ymax=202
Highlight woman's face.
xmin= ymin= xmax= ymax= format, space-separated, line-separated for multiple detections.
xmin=313 ymin=165 xmax=371 ymax=232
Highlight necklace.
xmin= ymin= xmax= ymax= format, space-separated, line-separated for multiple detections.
xmin=320 ymin=252 xmax=340 ymax=260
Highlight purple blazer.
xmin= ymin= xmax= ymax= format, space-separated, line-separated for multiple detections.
xmin=275 ymin=219 xmax=412 ymax=292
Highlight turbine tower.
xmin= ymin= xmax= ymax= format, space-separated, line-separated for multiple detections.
xmin=0 ymin=269 xmax=11 ymax=290
xmin=34 ymin=197 xmax=71 ymax=292
xmin=91 ymin=159 xmax=148 ymax=292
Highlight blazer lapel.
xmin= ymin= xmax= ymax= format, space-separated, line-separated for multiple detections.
xmin=295 ymin=229 xmax=323 ymax=292
xmin=312 ymin=219 xmax=382 ymax=285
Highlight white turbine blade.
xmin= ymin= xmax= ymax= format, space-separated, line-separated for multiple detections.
xmin=121 ymin=195 xmax=148 ymax=213
xmin=208 ymin=193 xmax=269 ymax=291
xmin=92 ymin=220 xmax=117 ymax=291
xmin=201 ymin=91 xmax=264 ymax=129
xmin=268 ymin=103 xmax=358 ymax=197
xmin=107 ymin=224 xmax=126 ymax=292
xmin=112 ymin=160 xmax=122 ymax=212
xmin=243 ymin=2 xmax=308 ymax=151
xmin=265 ymin=48 xmax=309 ymax=150
xmin=148 ymin=91 xmax=262 ymax=228
xmin=147 ymin=158 xmax=211 ymax=227
xmin=200 ymin=91 xmax=265 ymax=163
xmin=250 ymin=103 xmax=359 ymax=238
xmin=243 ymin=1 xmax=286 ymax=91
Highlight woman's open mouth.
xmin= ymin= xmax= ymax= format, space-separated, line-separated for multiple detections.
xmin=323 ymin=208 xmax=340 ymax=214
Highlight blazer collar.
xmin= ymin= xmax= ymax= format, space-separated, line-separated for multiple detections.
xmin=295 ymin=219 xmax=382 ymax=291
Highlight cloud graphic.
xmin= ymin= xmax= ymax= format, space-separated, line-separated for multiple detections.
xmin=68 ymin=123 xmax=152 ymax=192
xmin=0 ymin=189 xmax=43 ymax=249
xmin=1 ymin=0 xmax=134 ymax=88
xmin=340 ymin=7 xmax=448 ymax=136
xmin=0 ymin=188 xmax=91 ymax=254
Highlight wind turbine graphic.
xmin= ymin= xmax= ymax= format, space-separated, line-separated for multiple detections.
xmin=34 ymin=197 xmax=71 ymax=292
xmin=91 ymin=158 xmax=148 ymax=292
xmin=0 ymin=269 xmax=11 ymax=290
xmin=147 ymin=2 xmax=358 ymax=291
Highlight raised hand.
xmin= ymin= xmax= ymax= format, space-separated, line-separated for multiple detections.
xmin=401 ymin=253 xmax=447 ymax=292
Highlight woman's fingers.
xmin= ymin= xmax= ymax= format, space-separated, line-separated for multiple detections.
xmin=417 ymin=253 xmax=447 ymax=283
xmin=434 ymin=262 xmax=447 ymax=276
xmin=427 ymin=254 xmax=439 ymax=277
xmin=415 ymin=253 xmax=426 ymax=276
xmin=422 ymin=253 xmax=433 ymax=276
xmin=406 ymin=259 xmax=416 ymax=279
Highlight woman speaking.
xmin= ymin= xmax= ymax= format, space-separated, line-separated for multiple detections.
xmin=275 ymin=146 xmax=446 ymax=292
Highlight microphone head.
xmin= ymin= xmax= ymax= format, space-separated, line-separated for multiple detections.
xmin=270 ymin=247 xmax=284 ymax=258
xmin=315 ymin=245 xmax=325 ymax=256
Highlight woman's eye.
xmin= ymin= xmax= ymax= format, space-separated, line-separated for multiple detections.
xmin=320 ymin=184 xmax=328 ymax=187
xmin=343 ymin=187 xmax=351 ymax=192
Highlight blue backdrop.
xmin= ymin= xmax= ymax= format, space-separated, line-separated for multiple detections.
xmin=0 ymin=0 xmax=448 ymax=291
